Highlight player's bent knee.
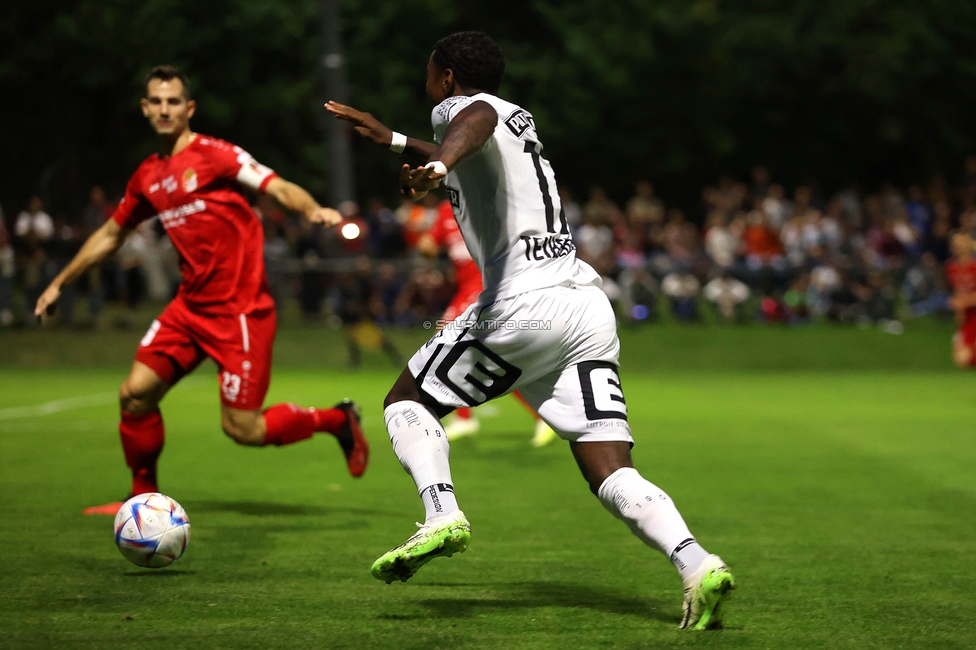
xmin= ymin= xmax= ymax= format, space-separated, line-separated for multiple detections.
xmin=221 ymin=410 xmax=264 ymax=446
xmin=118 ymin=381 xmax=160 ymax=414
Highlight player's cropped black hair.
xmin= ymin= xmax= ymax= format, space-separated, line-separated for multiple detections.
xmin=144 ymin=65 xmax=192 ymax=100
xmin=432 ymin=31 xmax=505 ymax=94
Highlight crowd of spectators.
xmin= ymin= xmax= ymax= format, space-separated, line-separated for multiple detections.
xmin=572 ymin=161 xmax=976 ymax=331
xmin=3 ymin=157 xmax=975 ymax=333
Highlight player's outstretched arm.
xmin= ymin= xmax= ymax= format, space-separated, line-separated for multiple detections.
xmin=325 ymin=101 xmax=438 ymax=160
xmin=34 ymin=219 xmax=128 ymax=321
xmin=400 ymin=101 xmax=498 ymax=201
xmin=264 ymin=177 xmax=341 ymax=227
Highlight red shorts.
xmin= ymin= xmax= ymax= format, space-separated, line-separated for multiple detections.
xmin=442 ymin=282 xmax=482 ymax=323
xmin=136 ymin=298 xmax=276 ymax=410
xmin=955 ymin=317 xmax=976 ymax=366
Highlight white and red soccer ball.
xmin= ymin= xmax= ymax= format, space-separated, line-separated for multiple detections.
xmin=113 ymin=493 xmax=191 ymax=568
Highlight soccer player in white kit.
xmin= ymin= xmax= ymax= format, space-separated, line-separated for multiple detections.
xmin=327 ymin=32 xmax=735 ymax=630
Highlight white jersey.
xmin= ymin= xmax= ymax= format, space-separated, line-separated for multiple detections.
xmin=431 ymin=93 xmax=599 ymax=302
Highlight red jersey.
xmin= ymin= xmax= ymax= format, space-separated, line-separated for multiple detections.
xmin=112 ymin=135 xmax=277 ymax=315
xmin=947 ymin=258 xmax=976 ymax=322
xmin=428 ymin=200 xmax=482 ymax=293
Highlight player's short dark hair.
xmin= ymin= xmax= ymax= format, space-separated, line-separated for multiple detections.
xmin=144 ymin=65 xmax=192 ymax=100
xmin=432 ymin=32 xmax=505 ymax=94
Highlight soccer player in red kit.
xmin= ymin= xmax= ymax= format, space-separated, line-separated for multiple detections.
xmin=947 ymin=231 xmax=976 ymax=368
xmin=35 ymin=66 xmax=369 ymax=514
xmin=416 ymin=199 xmax=557 ymax=446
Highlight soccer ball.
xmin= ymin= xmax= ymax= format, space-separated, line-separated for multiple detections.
xmin=113 ymin=493 xmax=191 ymax=568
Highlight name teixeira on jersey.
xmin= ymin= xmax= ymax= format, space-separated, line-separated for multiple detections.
xmin=519 ymin=233 xmax=576 ymax=261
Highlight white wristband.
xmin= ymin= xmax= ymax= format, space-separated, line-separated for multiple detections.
xmin=425 ymin=160 xmax=448 ymax=176
xmin=389 ymin=132 xmax=407 ymax=153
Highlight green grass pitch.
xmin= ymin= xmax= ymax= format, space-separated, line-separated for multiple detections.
xmin=1 ymin=320 xmax=975 ymax=648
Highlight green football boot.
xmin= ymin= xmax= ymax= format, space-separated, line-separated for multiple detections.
xmin=679 ymin=554 xmax=736 ymax=630
xmin=371 ymin=510 xmax=471 ymax=584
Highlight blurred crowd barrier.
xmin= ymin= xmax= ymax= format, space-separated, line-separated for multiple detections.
xmin=4 ymin=157 xmax=976 ymax=333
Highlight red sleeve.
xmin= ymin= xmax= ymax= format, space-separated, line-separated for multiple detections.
xmin=111 ymin=170 xmax=155 ymax=230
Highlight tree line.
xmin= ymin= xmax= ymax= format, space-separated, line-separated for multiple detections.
xmin=3 ymin=0 xmax=975 ymax=218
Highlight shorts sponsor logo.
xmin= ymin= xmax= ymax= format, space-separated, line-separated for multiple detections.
xmin=157 ymin=199 xmax=206 ymax=229
xmin=578 ymin=361 xmax=628 ymax=421
xmin=182 ymin=168 xmax=198 ymax=192
xmin=221 ymin=371 xmax=241 ymax=403
xmin=504 ymin=108 xmax=536 ymax=138
xmin=428 ymin=339 xmax=523 ymax=407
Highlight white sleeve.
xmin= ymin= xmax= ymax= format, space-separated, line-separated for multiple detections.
xmin=431 ymin=96 xmax=477 ymax=143
xmin=233 ymin=148 xmax=276 ymax=191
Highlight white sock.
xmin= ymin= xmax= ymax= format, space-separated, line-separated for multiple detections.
xmin=597 ymin=467 xmax=708 ymax=580
xmin=384 ymin=400 xmax=460 ymax=521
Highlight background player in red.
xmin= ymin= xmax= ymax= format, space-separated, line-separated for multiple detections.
xmin=946 ymin=231 xmax=976 ymax=368
xmin=34 ymin=65 xmax=369 ymax=514
xmin=416 ymin=198 xmax=557 ymax=446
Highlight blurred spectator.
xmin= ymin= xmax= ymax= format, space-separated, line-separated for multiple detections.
xmin=903 ymin=252 xmax=951 ymax=317
xmin=626 ymin=181 xmax=664 ymax=227
xmin=662 ymin=266 xmax=700 ymax=322
xmin=704 ymin=272 xmax=749 ymax=322
xmin=48 ymin=218 xmax=83 ymax=325
xmin=808 ymin=262 xmax=842 ymax=317
xmin=393 ymin=264 xmax=452 ymax=327
xmin=263 ymin=218 xmax=290 ymax=306
xmin=397 ymin=194 xmax=440 ymax=250
xmin=905 ymin=185 xmax=933 ymax=243
xmin=370 ymin=262 xmax=405 ymax=326
xmin=582 ymin=186 xmax=620 ymax=227
xmin=558 ymin=186 xmax=582 ymax=234
xmin=0 ymin=203 xmax=13 ymax=326
xmin=14 ymin=196 xmax=54 ymax=324
xmin=77 ymin=186 xmax=114 ymax=326
xmin=929 ymin=202 xmax=953 ymax=262
xmin=333 ymin=256 xmax=403 ymax=369
xmin=704 ymin=211 xmax=740 ymax=271
xmin=576 ymin=201 xmax=616 ymax=277
xmin=365 ymin=198 xmax=405 ymax=258
xmin=783 ymin=275 xmax=810 ymax=324
xmin=113 ymin=220 xmax=150 ymax=327
xmin=741 ymin=209 xmax=784 ymax=275
xmin=762 ymin=184 xmax=790 ymax=230
xmin=294 ymin=219 xmax=325 ymax=317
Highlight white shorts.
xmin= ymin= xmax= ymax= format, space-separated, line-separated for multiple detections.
xmin=407 ymin=283 xmax=633 ymax=444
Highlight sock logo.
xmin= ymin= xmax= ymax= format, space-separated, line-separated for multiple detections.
xmin=425 ymin=485 xmax=443 ymax=513
xmin=669 ymin=537 xmax=697 ymax=571
xmin=436 ymin=483 xmax=454 ymax=494
xmin=403 ymin=408 xmax=421 ymax=427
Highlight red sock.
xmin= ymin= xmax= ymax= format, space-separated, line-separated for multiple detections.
xmin=511 ymin=391 xmax=540 ymax=420
xmin=262 ymin=403 xmax=318 ymax=446
xmin=311 ymin=407 xmax=348 ymax=435
xmin=119 ymin=410 xmax=164 ymax=495
xmin=457 ymin=407 xmax=472 ymax=419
